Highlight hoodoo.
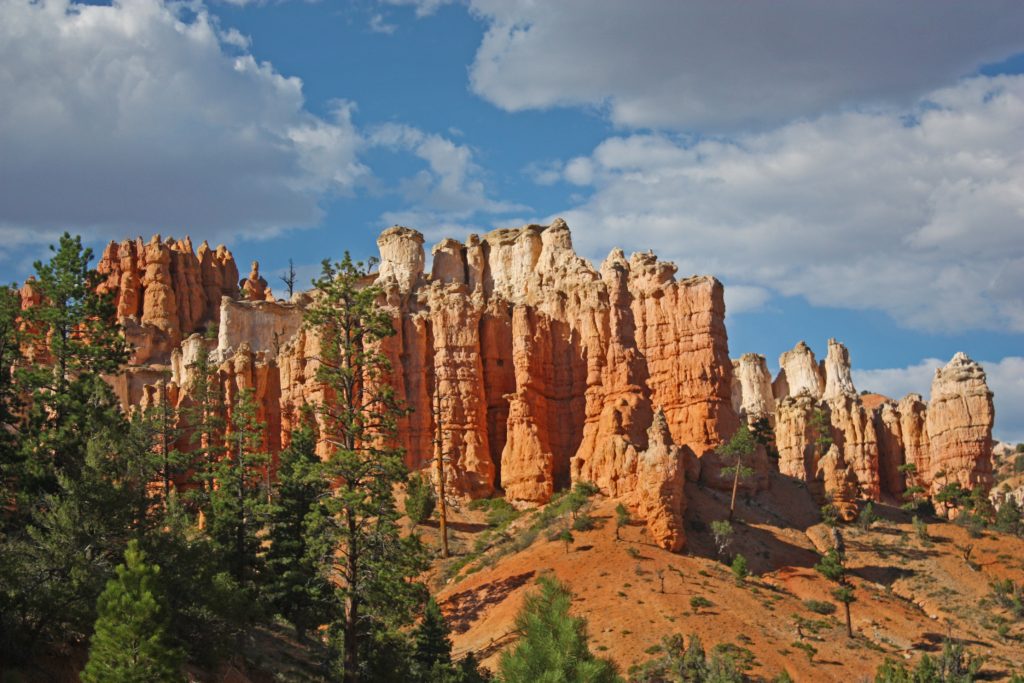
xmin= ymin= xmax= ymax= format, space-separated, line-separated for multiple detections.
xmin=52 ymin=220 xmax=996 ymax=546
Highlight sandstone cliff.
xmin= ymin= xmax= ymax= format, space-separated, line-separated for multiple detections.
xmin=28 ymin=221 xmax=995 ymax=546
xmin=736 ymin=338 xmax=995 ymax=514
xmin=100 ymin=219 xmax=737 ymax=548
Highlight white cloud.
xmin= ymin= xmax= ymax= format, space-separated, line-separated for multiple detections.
xmin=0 ymin=0 xmax=366 ymax=254
xmin=549 ymin=75 xmax=1024 ymax=333
xmin=368 ymin=13 xmax=397 ymax=35
xmin=854 ymin=357 xmax=1024 ymax=444
xmin=466 ymin=0 xmax=1024 ymax=132
xmin=381 ymin=0 xmax=456 ymax=18
xmin=724 ymin=285 xmax=771 ymax=317
xmin=853 ymin=359 xmax=946 ymax=402
xmin=368 ymin=123 xmax=526 ymax=237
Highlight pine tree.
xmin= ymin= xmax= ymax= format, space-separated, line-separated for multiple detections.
xmin=16 ymin=233 xmax=129 ymax=490
xmin=82 ymin=540 xmax=184 ymax=683
xmin=207 ymin=387 xmax=268 ymax=585
xmin=718 ymin=424 xmax=756 ymax=521
xmin=0 ymin=235 xmax=134 ymax=659
xmin=265 ymin=416 xmax=334 ymax=640
xmin=614 ymin=503 xmax=630 ymax=541
xmin=412 ymin=597 xmax=453 ymax=678
xmin=405 ymin=471 xmax=436 ymax=525
xmin=498 ymin=575 xmax=621 ymax=683
xmin=0 ymin=284 xmax=22 ymax=510
xmin=815 ymin=549 xmax=856 ymax=638
xmin=303 ymin=253 xmax=428 ymax=682
xmin=181 ymin=344 xmax=226 ymax=515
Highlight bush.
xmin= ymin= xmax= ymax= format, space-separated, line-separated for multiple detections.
xmin=820 ymin=504 xmax=839 ymax=528
xmin=405 ymin=473 xmax=436 ymax=525
xmin=731 ymin=554 xmax=749 ymax=585
xmin=857 ymin=501 xmax=877 ymax=530
xmin=710 ymin=520 xmax=734 ymax=560
xmin=913 ymin=515 xmax=930 ymax=544
xmin=690 ymin=596 xmax=712 ymax=613
xmin=483 ymin=498 xmax=520 ymax=530
xmin=802 ymin=599 xmax=836 ymax=615
xmin=626 ymin=546 xmax=641 ymax=559
xmin=572 ymin=514 xmax=597 ymax=532
xmin=790 ymin=641 xmax=817 ymax=662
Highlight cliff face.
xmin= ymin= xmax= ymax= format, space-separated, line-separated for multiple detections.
xmin=736 ymin=338 xmax=995 ymax=514
xmin=96 ymin=235 xmax=239 ymax=363
xmin=52 ymin=220 xmax=995 ymax=546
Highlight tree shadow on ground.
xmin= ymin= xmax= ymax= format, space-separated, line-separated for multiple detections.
xmin=441 ymin=570 xmax=536 ymax=635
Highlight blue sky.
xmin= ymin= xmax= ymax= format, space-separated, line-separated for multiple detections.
xmin=1 ymin=0 xmax=1023 ymax=441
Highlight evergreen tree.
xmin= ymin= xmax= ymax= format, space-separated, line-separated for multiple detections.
xmin=265 ymin=416 xmax=334 ymax=640
xmin=405 ymin=471 xmax=436 ymax=525
xmin=82 ymin=540 xmax=184 ymax=683
xmin=614 ymin=502 xmax=630 ymax=541
xmin=303 ymin=253 xmax=428 ymax=682
xmin=0 ymin=236 xmax=133 ymax=659
xmin=718 ymin=424 xmax=755 ymax=521
xmin=207 ymin=387 xmax=269 ymax=586
xmin=412 ymin=598 xmax=453 ymax=679
xmin=0 ymin=284 xmax=22 ymax=508
xmin=498 ymin=575 xmax=620 ymax=683
xmin=815 ymin=549 xmax=856 ymax=638
xmin=180 ymin=344 xmax=226 ymax=515
xmin=16 ymin=233 xmax=128 ymax=491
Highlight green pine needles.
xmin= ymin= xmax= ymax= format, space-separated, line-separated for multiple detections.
xmin=499 ymin=575 xmax=621 ymax=683
xmin=82 ymin=541 xmax=184 ymax=683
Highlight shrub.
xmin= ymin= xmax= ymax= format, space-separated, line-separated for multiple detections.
xmin=820 ymin=504 xmax=839 ymax=528
xmin=731 ymin=554 xmax=749 ymax=585
xmin=710 ymin=520 xmax=734 ymax=560
xmin=572 ymin=514 xmax=597 ymax=532
xmin=626 ymin=547 xmax=641 ymax=559
xmin=614 ymin=503 xmax=630 ymax=541
xmin=405 ymin=472 xmax=436 ymax=525
xmin=913 ymin=515 xmax=930 ymax=544
xmin=690 ymin=596 xmax=712 ymax=614
xmin=857 ymin=501 xmax=877 ymax=530
xmin=790 ymin=641 xmax=817 ymax=662
xmin=802 ymin=599 xmax=836 ymax=615
xmin=483 ymin=498 xmax=520 ymax=530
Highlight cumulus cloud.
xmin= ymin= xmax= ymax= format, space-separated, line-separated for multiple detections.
xmin=368 ymin=123 xmax=527 ymax=239
xmin=466 ymin=0 xmax=1024 ymax=131
xmin=548 ymin=76 xmax=1024 ymax=333
xmin=0 ymin=0 xmax=366 ymax=254
xmin=381 ymin=0 xmax=456 ymax=18
xmin=854 ymin=357 xmax=1024 ymax=444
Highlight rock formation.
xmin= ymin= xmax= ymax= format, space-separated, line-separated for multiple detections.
xmin=16 ymin=220 xmax=997 ymax=546
xmin=925 ymin=353 xmax=994 ymax=498
xmin=772 ymin=341 xmax=823 ymax=400
xmin=822 ymin=338 xmax=857 ymax=400
xmin=96 ymin=235 xmax=238 ymax=363
xmin=635 ymin=409 xmax=687 ymax=551
xmin=731 ymin=353 xmax=775 ymax=424
xmin=756 ymin=339 xmax=994 ymax=514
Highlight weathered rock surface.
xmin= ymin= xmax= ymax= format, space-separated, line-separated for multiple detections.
xmin=635 ymin=409 xmax=687 ymax=551
xmin=28 ymin=222 xmax=996 ymax=545
xmin=773 ymin=341 xmax=823 ymax=400
xmin=815 ymin=444 xmax=860 ymax=522
xmin=766 ymin=342 xmax=994 ymax=514
xmin=731 ymin=353 xmax=775 ymax=424
xmin=822 ymin=338 xmax=857 ymax=400
xmin=925 ymin=353 xmax=994 ymax=501
xmin=96 ymin=234 xmax=238 ymax=362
